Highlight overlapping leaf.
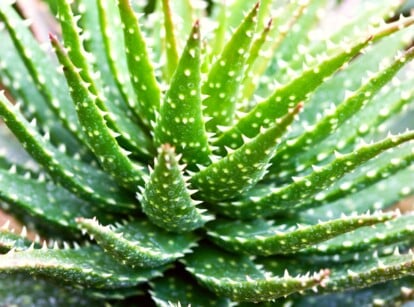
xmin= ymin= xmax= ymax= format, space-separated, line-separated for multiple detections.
xmin=207 ymin=212 xmax=396 ymax=256
xmin=215 ymin=130 xmax=414 ymax=218
xmin=0 ymin=91 xmax=135 ymax=211
xmin=0 ymin=245 xmax=166 ymax=289
xmin=184 ymin=244 xmax=330 ymax=302
xmin=77 ymin=218 xmax=198 ymax=268
xmin=140 ymin=145 xmax=212 ymax=233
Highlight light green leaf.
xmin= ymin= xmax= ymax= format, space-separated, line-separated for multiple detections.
xmin=117 ymin=0 xmax=161 ymax=127
xmin=191 ymin=104 xmax=301 ymax=202
xmin=140 ymin=145 xmax=212 ymax=233
xmin=216 ymin=130 xmax=414 ymax=218
xmin=77 ymin=218 xmax=198 ymax=268
xmin=154 ymin=21 xmax=211 ymax=168
xmin=207 ymin=212 xmax=396 ymax=256
xmin=0 ymin=245 xmax=166 ymax=289
xmin=184 ymin=244 xmax=329 ymax=302
xmin=51 ymin=35 xmax=147 ymax=191
xmin=0 ymin=91 xmax=135 ymax=211
xmin=202 ymin=2 xmax=259 ymax=133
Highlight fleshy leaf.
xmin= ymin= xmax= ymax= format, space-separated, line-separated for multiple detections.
xmin=275 ymin=72 xmax=414 ymax=183
xmin=150 ymin=271 xmax=231 ymax=307
xmin=299 ymin=143 xmax=414 ymax=209
xmin=0 ymin=3 xmax=86 ymax=146
xmin=0 ymin=91 xmax=135 ymax=211
xmin=154 ymin=21 xmax=211 ymax=168
xmin=214 ymin=36 xmax=370 ymax=151
xmin=324 ymin=251 xmax=414 ymax=293
xmin=240 ymin=0 xmax=310 ymax=103
xmin=0 ymin=222 xmax=39 ymax=253
xmin=270 ymin=46 xmax=414 ymax=171
xmin=279 ymin=277 xmax=414 ymax=307
xmin=216 ymin=130 xmax=414 ymax=218
xmin=266 ymin=0 xmax=327 ymax=85
xmin=57 ymin=0 xmax=153 ymax=160
xmin=161 ymin=0 xmax=179 ymax=81
xmin=304 ymin=214 xmax=414 ymax=255
xmin=207 ymin=211 xmax=396 ymax=256
xmin=292 ymin=17 xmax=414 ymax=138
xmin=0 ymin=245 xmax=166 ymax=289
xmin=0 ymin=273 xmax=103 ymax=306
xmin=117 ymin=0 xmax=161 ymax=127
xmin=191 ymin=104 xmax=301 ymax=202
xmin=75 ymin=0 xmax=153 ymax=159
xmin=213 ymin=16 xmax=414 ymax=151
xmin=0 ymin=30 xmax=86 ymax=158
xmin=51 ymin=34 xmax=147 ymax=191
xmin=202 ymin=2 xmax=259 ymax=132
xmin=0 ymin=167 xmax=113 ymax=231
xmin=77 ymin=218 xmax=198 ymax=268
xmin=183 ymin=244 xmax=330 ymax=302
xmin=96 ymin=0 xmax=150 ymax=134
xmin=258 ymin=250 xmax=414 ymax=295
xmin=140 ymin=145 xmax=212 ymax=233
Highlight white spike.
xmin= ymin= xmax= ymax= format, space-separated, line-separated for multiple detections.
xmin=1 ymin=220 xmax=10 ymax=230
xmin=241 ymin=134 xmax=253 ymax=144
xmin=20 ymin=227 xmax=27 ymax=238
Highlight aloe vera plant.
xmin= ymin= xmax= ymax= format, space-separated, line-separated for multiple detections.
xmin=0 ymin=0 xmax=414 ymax=305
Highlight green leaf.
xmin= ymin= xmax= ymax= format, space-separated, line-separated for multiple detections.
xmin=155 ymin=21 xmax=211 ymax=168
xmin=76 ymin=218 xmax=197 ymax=268
xmin=240 ymin=0 xmax=310 ymax=103
xmin=270 ymin=46 xmax=414 ymax=172
xmin=117 ymin=0 xmax=161 ymax=127
xmin=208 ymin=0 xmax=228 ymax=58
xmin=275 ymin=73 xmax=414 ymax=183
xmin=267 ymin=0 xmax=328 ymax=85
xmin=0 ymin=273 xmax=103 ymax=306
xmin=300 ymin=162 xmax=414 ymax=223
xmin=51 ymin=34 xmax=147 ymax=191
xmin=0 ymin=163 xmax=116 ymax=232
xmin=190 ymin=104 xmax=300 ymax=202
xmin=0 ymin=31 xmax=86 ymax=158
xmin=0 ymin=245 xmax=166 ymax=289
xmin=96 ymin=0 xmax=150 ymax=135
xmin=183 ymin=244 xmax=330 ymax=302
xmin=213 ymin=16 xmax=414 ymax=151
xmin=150 ymin=271 xmax=231 ymax=307
xmin=304 ymin=0 xmax=403 ymax=60
xmin=57 ymin=0 xmax=153 ymax=159
xmin=299 ymin=142 xmax=414 ymax=209
xmin=258 ymin=251 xmax=414 ymax=296
xmin=324 ymin=251 xmax=414 ymax=293
xmin=0 ymin=172 xmax=107 ymax=231
xmin=303 ymin=214 xmax=414 ymax=255
xmin=161 ymin=0 xmax=179 ymax=81
xmin=140 ymin=145 xmax=212 ymax=233
xmin=213 ymin=35 xmax=370 ymax=151
xmin=279 ymin=277 xmax=414 ymax=307
xmin=216 ymin=130 xmax=414 ymax=218
xmin=0 ymin=222 xmax=39 ymax=253
xmin=0 ymin=3 xmax=86 ymax=146
xmin=0 ymin=91 xmax=135 ymax=212
xmin=292 ymin=18 xmax=414 ymax=137
xmin=207 ymin=212 xmax=396 ymax=256
xmin=202 ymin=2 xmax=259 ymax=133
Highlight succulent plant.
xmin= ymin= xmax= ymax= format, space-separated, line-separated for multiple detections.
xmin=1 ymin=0 xmax=414 ymax=305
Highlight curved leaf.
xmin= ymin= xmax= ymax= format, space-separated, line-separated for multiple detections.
xmin=77 ymin=218 xmax=198 ymax=268
xmin=207 ymin=212 xmax=396 ymax=256
xmin=184 ymin=244 xmax=329 ymax=302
